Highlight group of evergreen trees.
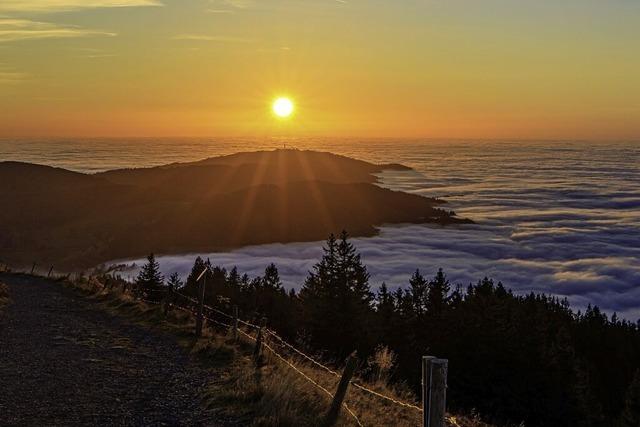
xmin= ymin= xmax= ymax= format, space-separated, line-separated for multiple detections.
xmin=134 ymin=232 xmax=640 ymax=427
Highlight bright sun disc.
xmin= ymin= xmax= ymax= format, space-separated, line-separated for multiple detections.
xmin=273 ymin=97 xmax=294 ymax=118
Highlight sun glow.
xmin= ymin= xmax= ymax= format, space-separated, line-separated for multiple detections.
xmin=273 ymin=97 xmax=294 ymax=118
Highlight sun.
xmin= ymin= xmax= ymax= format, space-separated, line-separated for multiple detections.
xmin=273 ymin=97 xmax=294 ymax=118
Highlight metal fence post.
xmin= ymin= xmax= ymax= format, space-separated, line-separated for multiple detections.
xmin=47 ymin=266 xmax=53 ymax=278
xmin=422 ymin=356 xmax=448 ymax=427
xmin=31 ymin=262 xmax=36 ymax=275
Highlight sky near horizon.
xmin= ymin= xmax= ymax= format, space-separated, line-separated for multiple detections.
xmin=0 ymin=0 xmax=639 ymax=140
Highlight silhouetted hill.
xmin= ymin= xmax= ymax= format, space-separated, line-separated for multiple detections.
xmin=0 ymin=149 xmax=470 ymax=269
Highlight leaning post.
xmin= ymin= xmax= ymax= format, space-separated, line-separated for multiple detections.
xmin=322 ymin=351 xmax=358 ymax=427
xmin=195 ymin=269 xmax=207 ymax=338
xmin=31 ymin=262 xmax=36 ymax=275
xmin=233 ymin=305 xmax=239 ymax=342
xmin=253 ymin=317 xmax=267 ymax=364
xmin=422 ymin=356 xmax=448 ymax=427
xmin=47 ymin=266 xmax=54 ymax=278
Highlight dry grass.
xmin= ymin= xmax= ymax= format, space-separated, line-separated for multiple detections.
xmin=0 ymin=281 xmax=9 ymax=309
xmin=61 ymin=274 xmax=495 ymax=427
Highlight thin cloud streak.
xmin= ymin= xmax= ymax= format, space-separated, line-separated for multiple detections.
xmin=212 ymin=0 xmax=253 ymax=9
xmin=0 ymin=18 xmax=116 ymax=42
xmin=172 ymin=34 xmax=253 ymax=43
xmin=206 ymin=9 xmax=235 ymax=14
xmin=0 ymin=1 xmax=162 ymax=13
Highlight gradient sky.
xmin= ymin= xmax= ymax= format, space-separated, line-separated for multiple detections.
xmin=0 ymin=0 xmax=639 ymax=139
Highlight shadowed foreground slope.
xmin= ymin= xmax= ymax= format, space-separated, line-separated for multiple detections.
xmin=0 ymin=149 xmax=470 ymax=269
xmin=0 ymin=274 xmax=234 ymax=426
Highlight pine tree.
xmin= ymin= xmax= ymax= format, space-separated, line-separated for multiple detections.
xmin=167 ymin=272 xmax=183 ymax=290
xmin=185 ymin=256 xmax=206 ymax=295
xmin=300 ymin=231 xmax=373 ymax=356
xmin=376 ymin=282 xmax=396 ymax=344
xmin=408 ymin=269 xmax=428 ymax=317
xmin=426 ymin=268 xmax=450 ymax=315
xmin=228 ymin=266 xmax=240 ymax=289
xmin=262 ymin=263 xmax=283 ymax=290
xmin=135 ymin=253 xmax=164 ymax=300
xmin=376 ymin=283 xmax=395 ymax=319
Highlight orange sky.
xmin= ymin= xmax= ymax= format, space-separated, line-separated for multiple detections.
xmin=0 ymin=0 xmax=639 ymax=140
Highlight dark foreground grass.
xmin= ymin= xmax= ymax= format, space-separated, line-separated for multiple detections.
xmin=0 ymin=282 xmax=9 ymax=309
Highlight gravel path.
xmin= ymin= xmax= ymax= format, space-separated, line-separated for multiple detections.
xmin=0 ymin=274 xmax=228 ymax=426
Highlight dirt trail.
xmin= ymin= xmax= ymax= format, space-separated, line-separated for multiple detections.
xmin=0 ymin=274 xmax=228 ymax=426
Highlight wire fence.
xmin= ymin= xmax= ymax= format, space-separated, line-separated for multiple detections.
xmin=167 ymin=289 xmax=363 ymax=425
xmin=22 ymin=266 xmax=430 ymax=426
xmin=166 ymin=288 xmax=424 ymax=418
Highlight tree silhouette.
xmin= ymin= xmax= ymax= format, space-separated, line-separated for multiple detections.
xmin=301 ymin=231 xmax=373 ymax=356
xmin=135 ymin=253 xmax=164 ymax=300
xmin=146 ymin=234 xmax=640 ymax=427
xmin=262 ymin=263 xmax=283 ymax=291
xmin=408 ymin=269 xmax=428 ymax=318
xmin=167 ymin=272 xmax=183 ymax=290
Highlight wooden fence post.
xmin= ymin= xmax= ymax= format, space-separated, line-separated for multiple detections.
xmin=422 ymin=356 xmax=448 ymax=427
xmin=253 ymin=317 xmax=267 ymax=364
xmin=31 ymin=262 xmax=36 ymax=275
xmin=195 ymin=273 xmax=206 ymax=338
xmin=233 ymin=305 xmax=239 ymax=342
xmin=322 ymin=352 xmax=358 ymax=427
xmin=164 ymin=284 xmax=174 ymax=317
xmin=47 ymin=266 xmax=53 ymax=278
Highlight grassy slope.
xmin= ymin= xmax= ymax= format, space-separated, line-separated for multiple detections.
xmin=56 ymin=274 xmax=492 ymax=427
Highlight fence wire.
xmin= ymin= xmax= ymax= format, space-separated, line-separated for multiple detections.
xmin=120 ymin=281 xmax=424 ymax=418
xmin=262 ymin=341 xmax=363 ymax=427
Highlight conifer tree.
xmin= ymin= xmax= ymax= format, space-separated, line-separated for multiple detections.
xmin=426 ymin=268 xmax=450 ymax=315
xmin=185 ymin=256 xmax=206 ymax=295
xmin=408 ymin=269 xmax=428 ymax=317
xmin=135 ymin=253 xmax=164 ymax=299
xmin=262 ymin=263 xmax=283 ymax=290
xmin=376 ymin=282 xmax=396 ymax=344
xmin=167 ymin=272 xmax=183 ymax=290
xmin=300 ymin=231 xmax=373 ymax=356
xmin=228 ymin=266 xmax=240 ymax=289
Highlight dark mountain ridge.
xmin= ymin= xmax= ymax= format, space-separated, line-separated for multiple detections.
xmin=0 ymin=149 xmax=470 ymax=269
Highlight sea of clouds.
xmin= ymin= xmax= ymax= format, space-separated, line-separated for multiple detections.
xmin=118 ymin=141 xmax=640 ymax=321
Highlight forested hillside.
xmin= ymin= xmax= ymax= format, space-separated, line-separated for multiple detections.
xmin=143 ymin=232 xmax=640 ymax=427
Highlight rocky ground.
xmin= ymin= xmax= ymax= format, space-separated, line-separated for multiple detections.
xmin=0 ymin=273 xmax=235 ymax=426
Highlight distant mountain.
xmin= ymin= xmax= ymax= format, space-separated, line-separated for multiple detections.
xmin=0 ymin=149 xmax=471 ymax=269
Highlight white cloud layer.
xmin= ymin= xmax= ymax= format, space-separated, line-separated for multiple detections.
xmin=109 ymin=141 xmax=640 ymax=322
